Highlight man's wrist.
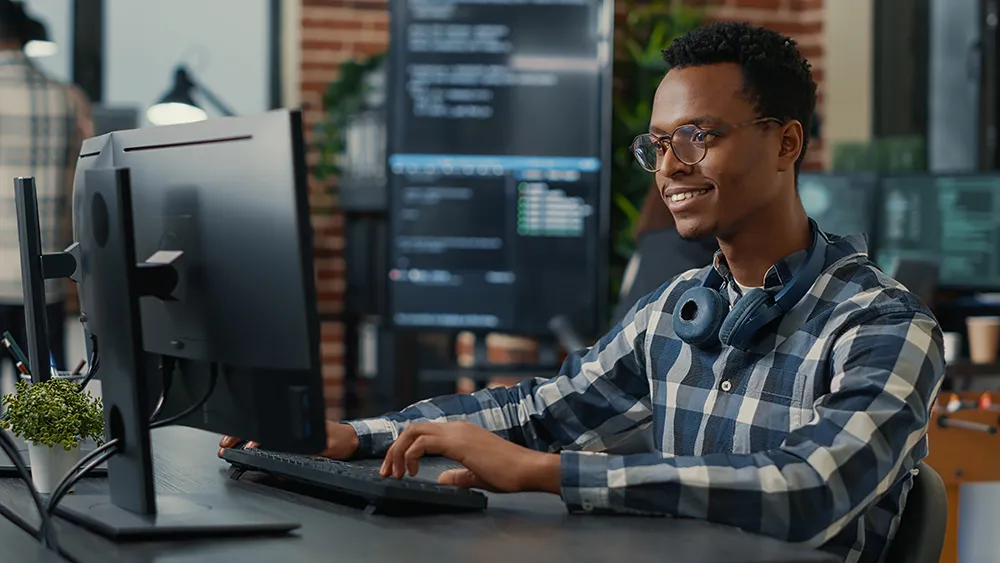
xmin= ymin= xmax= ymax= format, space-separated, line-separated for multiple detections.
xmin=525 ymin=452 xmax=562 ymax=495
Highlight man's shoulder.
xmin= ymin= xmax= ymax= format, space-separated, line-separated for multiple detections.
xmin=818 ymin=250 xmax=937 ymax=329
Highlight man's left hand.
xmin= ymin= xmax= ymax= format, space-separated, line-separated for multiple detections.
xmin=379 ymin=421 xmax=561 ymax=495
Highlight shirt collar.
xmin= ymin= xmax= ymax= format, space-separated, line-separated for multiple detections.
xmin=711 ymin=222 xmax=866 ymax=292
xmin=0 ymin=49 xmax=29 ymax=67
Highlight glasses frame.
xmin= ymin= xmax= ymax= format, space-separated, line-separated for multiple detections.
xmin=631 ymin=117 xmax=787 ymax=172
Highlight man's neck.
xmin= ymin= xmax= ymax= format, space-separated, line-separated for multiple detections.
xmin=717 ymin=197 xmax=811 ymax=288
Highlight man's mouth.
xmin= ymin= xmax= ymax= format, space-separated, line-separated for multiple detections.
xmin=668 ymin=188 xmax=712 ymax=203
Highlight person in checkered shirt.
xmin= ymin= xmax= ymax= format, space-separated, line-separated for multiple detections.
xmin=222 ymin=22 xmax=945 ymax=563
xmin=0 ymin=0 xmax=92 ymax=377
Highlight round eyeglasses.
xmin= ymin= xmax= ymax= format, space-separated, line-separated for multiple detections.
xmin=630 ymin=117 xmax=785 ymax=172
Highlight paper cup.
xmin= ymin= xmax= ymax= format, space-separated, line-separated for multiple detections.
xmin=966 ymin=316 xmax=1000 ymax=364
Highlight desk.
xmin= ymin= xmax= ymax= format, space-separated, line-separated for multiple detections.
xmin=0 ymin=427 xmax=838 ymax=563
xmin=0 ymin=504 xmax=66 ymax=562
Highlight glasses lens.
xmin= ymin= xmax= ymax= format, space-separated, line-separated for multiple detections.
xmin=631 ymin=134 xmax=661 ymax=172
xmin=671 ymin=125 xmax=707 ymax=165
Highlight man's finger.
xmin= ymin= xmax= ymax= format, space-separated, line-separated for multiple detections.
xmin=383 ymin=424 xmax=423 ymax=478
xmin=244 ymin=441 xmax=259 ymax=450
xmin=403 ymin=435 xmax=443 ymax=477
xmin=438 ymin=468 xmax=494 ymax=491
xmin=219 ymin=436 xmax=241 ymax=448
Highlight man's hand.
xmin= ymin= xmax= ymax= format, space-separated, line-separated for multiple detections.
xmin=380 ymin=421 xmax=562 ymax=495
xmin=217 ymin=420 xmax=360 ymax=460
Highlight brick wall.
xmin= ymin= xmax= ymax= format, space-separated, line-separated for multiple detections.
xmin=300 ymin=0 xmax=390 ymax=420
xmin=703 ymin=0 xmax=826 ymax=170
xmin=299 ymin=0 xmax=827 ymax=416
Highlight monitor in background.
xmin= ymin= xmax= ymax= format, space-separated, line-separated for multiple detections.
xmin=56 ymin=109 xmax=325 ymax=539
xmin=877 ymin=173 xmax=1000 ymax=290
xmin=90 ymin=105 xmax=139 ymax=136
xmin=798 ymin=172 xmax=879 ymax=242
xmin=384 ymin=0 xmax=613 ymax=337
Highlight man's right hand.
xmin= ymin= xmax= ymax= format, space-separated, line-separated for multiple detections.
xmin=217 ymin=420 xmax=360 ymax=460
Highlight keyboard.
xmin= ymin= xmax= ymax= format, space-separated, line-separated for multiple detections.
xmin=221 ymin=447 xmax=488 ymax=515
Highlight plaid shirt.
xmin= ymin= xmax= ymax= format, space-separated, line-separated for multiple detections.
xmin=347 ymin=229 xmax=945 ymax=563
xmin=0 ymin=50 xmax=92 ymax=304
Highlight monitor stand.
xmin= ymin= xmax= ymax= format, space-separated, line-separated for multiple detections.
xmin=23 ymin=169 xmax=300 ymax=539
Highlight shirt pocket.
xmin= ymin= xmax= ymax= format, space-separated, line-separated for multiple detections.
xmin=738 ymin=366 xmax=815 ymax=452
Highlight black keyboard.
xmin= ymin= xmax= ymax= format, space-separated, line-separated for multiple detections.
xmin=222 ymin=447 xmax=488 ymax=515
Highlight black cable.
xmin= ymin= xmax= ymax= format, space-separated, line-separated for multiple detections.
xmin=0 ymin=428 xmax=56 ymax=550
xmin=148 ymin=356 xmax=176 ymax=423
xmin=149 ymin=362 xmax=218 ymax=429
xmin=74 ymin=336 xmax=100 ymax=391
xmin=45 ymin=438 xmax=121 ymax=518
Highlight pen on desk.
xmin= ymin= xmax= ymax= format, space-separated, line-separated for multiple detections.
xmin=1 ymin=332 xmax=31 ymax=372
xmin=71 ymin=359 xmax=86 ymax=375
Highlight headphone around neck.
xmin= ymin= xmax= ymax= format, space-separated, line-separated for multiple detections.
xmin=672 ymin=220 xmax=828 ymax=351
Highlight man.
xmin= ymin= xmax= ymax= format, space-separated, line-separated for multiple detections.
xmin=222 ymin=22 xmax=944 ymax=562
xmin=0 ymin=0 xmax=92 ymax=379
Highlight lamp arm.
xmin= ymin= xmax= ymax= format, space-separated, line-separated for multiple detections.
xmin=193 ymin=80 xmax=236 ymax=117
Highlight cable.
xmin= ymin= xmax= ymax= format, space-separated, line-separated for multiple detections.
xmin=74 ymin=334 xmax=100 ymax=391
xmin=148 ymin=356 xmax=176 ymax=423
xmin=45 ymin=438 xmax=120 ymax=518
xmin=0 ymin=428 xmax=56 ymax=550
xmin=149 ymin=362 xmax=218 ymax=429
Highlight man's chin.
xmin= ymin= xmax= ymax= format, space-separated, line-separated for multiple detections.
xmin=675 ymin=218 xmax=716 ymax=240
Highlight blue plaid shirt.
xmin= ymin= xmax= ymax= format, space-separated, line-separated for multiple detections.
xmin=346 ymin=230 xmax=945 ymax=563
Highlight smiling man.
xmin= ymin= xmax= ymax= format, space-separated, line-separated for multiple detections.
xmin=221 ymin=22 xmax=944 ymax=563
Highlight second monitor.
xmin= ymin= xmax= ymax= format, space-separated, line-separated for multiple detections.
xmin=877 ymin=173 xmax=1000 ymax=290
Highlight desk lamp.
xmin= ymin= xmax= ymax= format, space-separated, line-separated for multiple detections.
xmin=20 ymin=8 xmax=57 ymax=58
xmin=147 ymin=65 xmax=235 ymax=125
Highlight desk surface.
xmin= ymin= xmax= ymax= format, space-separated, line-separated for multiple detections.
xmin=0 ymin=505 xmax=66 ymax=562
xmin=0 ymin=427 xmax=839 ymax=563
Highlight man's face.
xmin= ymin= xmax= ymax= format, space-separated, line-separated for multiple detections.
xmin=650 ymin=63 xmax=787 ymax=240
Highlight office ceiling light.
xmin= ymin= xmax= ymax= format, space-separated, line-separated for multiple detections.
xmin=147 ymin=65 xmax=235 ymax=126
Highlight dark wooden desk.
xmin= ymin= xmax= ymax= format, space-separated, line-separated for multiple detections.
xmin=0 ymin=427 xmax=839 ymax=563
xmin=0 ymin=505 xmax=67 ymax=562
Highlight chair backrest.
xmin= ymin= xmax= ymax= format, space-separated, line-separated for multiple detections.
xmin=885 ymin=461 xmax=948 ymax=563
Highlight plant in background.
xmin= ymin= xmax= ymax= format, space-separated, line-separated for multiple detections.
xmin=314 ymin=53 xmax=386 ymax=185
xmin=608 ymin=1 xmax=702 ymax=307
xmin=1 ymin=378 xmax=104 ymax=450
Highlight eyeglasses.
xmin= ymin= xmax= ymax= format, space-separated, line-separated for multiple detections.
xmin=630 ymin=117 xmax=786 ymax=172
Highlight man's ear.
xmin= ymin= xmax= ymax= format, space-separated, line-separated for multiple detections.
xmin=776 ymin=120 xmax=804 ymax=172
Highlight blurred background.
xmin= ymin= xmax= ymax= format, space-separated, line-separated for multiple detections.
xmin=1 ymin=1 xmax=1000 ymax=560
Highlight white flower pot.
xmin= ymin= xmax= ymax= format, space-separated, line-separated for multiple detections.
xmin=27 ymin=442 xmax=81 ymax=495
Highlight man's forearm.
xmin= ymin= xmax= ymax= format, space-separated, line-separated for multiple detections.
xmin=344 ymin=382 xmax=550 ymax=458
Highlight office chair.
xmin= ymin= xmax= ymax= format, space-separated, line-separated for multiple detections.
xmin=884 ymin=461 xmax=947 ymax=563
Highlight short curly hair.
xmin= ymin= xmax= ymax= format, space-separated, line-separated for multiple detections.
xmin=662 ymin=21 xmax=817 ymax=175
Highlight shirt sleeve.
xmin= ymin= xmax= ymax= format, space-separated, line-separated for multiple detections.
xmin=559 ymin=308 xmax=945 ymax=547
xmin=343 ymin=281 xmax=679 ymax=458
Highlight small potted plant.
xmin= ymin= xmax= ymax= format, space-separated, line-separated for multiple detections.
xmin=0 ymin=378 xmax=104 ymax=494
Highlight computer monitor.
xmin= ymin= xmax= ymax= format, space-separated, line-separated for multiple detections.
xmin=48 ymin=109 xmax=326 ymax=539
xmin=877 ymin=173 xmax=1000 ymax=290
xmin=384 ymin=0 xmax=613 ymax=337
xmin=798 ymin=172 xmax=880 ymax=242
xmin=90 ymin=105 xmax=139 ymax=136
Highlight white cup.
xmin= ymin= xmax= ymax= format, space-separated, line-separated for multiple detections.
xmin=943 ymin=332 xmax=962 ymax=364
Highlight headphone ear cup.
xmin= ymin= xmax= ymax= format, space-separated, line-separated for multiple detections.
xmin=672 ymin=286 xmax=729 ymax=349
xmin=719 ymin=288 xmax=772 ymax=350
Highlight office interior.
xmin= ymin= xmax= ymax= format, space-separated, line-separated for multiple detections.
xmin=0 ymin=0 xmax=996 ymax=562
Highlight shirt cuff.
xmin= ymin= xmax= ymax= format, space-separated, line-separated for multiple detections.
xmin=559 ymin=450 xmax=612 ymax=513
xmin=343 ymin=417 xmax=400 ymax=458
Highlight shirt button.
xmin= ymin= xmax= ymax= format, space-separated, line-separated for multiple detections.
xmin=720 ymin=380 xmax=732 ymax=392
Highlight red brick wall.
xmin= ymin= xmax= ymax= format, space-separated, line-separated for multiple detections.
xmin=301 ymin=0 xmax=390 ymax=420
xmin=299 ymin=0 xmax=827 ymax=416
xmin=704 ymin=0 xmax=826 ymax=170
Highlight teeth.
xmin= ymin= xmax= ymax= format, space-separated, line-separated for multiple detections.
xmin=669 ymin=189 xmax=710 ymax=202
